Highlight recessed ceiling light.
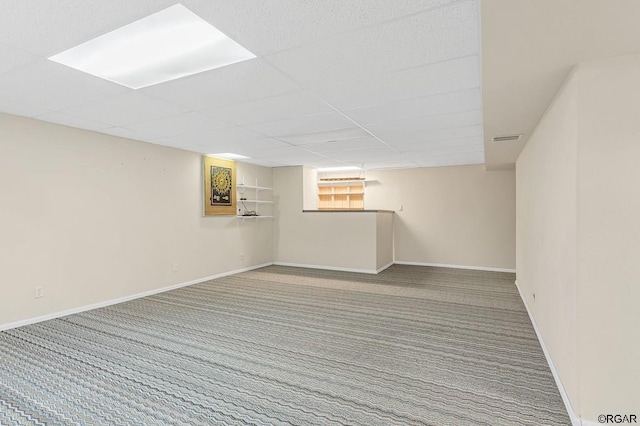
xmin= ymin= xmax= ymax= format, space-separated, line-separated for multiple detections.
xmin=317 ymin=166 xmax=361 ymax=172
xmin=209 ymin=153 xmax=250 ymax=160
xmin=49 ymin=4 xmax=256 ymax=89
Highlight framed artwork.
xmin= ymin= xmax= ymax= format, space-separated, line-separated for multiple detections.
xmin=203 ymin=156 xmax=236 ymax=216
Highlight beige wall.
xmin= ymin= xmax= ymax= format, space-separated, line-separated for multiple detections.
xmin=302 ymin=166 xmax=317 ymax=210
xmin=365 ymin=165 xmax=516 ymax=270
xmin=274 ymin=166 xmax=392 ymax=272
xmin=0 ymin=113 xmax=273 ymax=328
xmin=576 ymin=54 xmax=640 ymax=419
xmin=516 ymin=72 xmax=580 ymax=415
xmin=375 ymin=211 xmax=394 ymax=270
xmin=282 ymin=164 xmax=515 ymax=272
xmin=516 ymin=53 xmax=640 ymax=422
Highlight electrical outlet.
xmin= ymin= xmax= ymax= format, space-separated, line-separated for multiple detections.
xmin=240 ymin=253 xmax=245 ymax=261
xmin=172 ymin=263 xmax=179 ymax=272
xmin=35 ymin=286 xmax=44 ymax=299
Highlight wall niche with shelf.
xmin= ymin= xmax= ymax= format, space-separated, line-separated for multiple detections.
xmin=317 ymin=178 xmax=364 ymax=210
xmin=236 ymin=177 xmax=274 ymax=220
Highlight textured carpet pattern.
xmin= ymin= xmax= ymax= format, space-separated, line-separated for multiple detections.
xmin=0 ymin=265 xmax=570 ymax=425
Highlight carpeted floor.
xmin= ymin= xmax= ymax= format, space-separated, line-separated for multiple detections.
xmin=0 ymin=265 xmax=570 ymax=425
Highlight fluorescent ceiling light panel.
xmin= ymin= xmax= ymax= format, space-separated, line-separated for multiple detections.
xmin=49 ymin=4 xmax=256 ymax=89
xmin=317 ymin=166 xmax=361 ymax=172
xmin=209 ymin=153 xmax=250 ymax=160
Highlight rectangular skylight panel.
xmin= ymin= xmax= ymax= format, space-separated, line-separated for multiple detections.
xmin=49 ymin=4 xmax=255 ymax=89
xmin=209 ymin=153 xmax=250 ymax=160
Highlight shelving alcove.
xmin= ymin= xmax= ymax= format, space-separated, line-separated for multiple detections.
xmin=236 ymin=177 xmax=274 ymax=221
xmin=317 ymin=177 xmax=365 ymax=210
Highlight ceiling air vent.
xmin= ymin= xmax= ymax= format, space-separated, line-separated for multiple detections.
xmin=492 ymin=134 xmax=523 ymax=143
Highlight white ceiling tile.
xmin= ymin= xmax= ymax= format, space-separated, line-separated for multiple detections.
xmin=142 ymin=59 xmax=301 ymax=111
xmin=241 ymin=158 xmax=288 ymax=168
xmin=0 ymin=0 xmax=176 ymax=56
xmin=343 ymin=88 xmax=481 ymax=125
xmin=185 ymin=0 xmax=455 ymax=56
xmin=314 ymin=56 xmax=479 ymax=110
xmin=0 ymin=100 xmax=51 ymax=118
xmin=363 ymin=160 xmax=421 ymax=170
xmin=232 ymin=138 xmax=293 ymax=151
xmin=255 ymin=147 xmax=332 ymax=166
xmin=199 ymin=138 xmax=293 ymax=158
xmin=266 ymin=1 xmax=478 ymax=86
xmin=385 ymin=126 xmax=482 ymax=152
xmin=206 ymin=91 xmax=332 ymax=126
xmin=324 ymin=146 xmax=403 ymax=163
xmin=0 ymin=60 xmax=129 ymax=111
xmin=125 ymin=112 xmax=231 ymax=138
xmin=167 ymin=126 xmax=266 ymax=150
xmin=395 ymin=136 xmax=484 ymax=152
xmin=0 ymin=1 xmax=485 ymax=171
xmin=367 ymin=110 xmax=482 ymax=139
xmin=245 ymin=112 xmax=354 ymax=138
xmin=303 ymin=137 xmax=384 ymax=153
xmin=238 ymin=145 xmax=321 ymax=160
xmin=402 ymin=139 xmax=484 ymax=157
xmin=389 ymin=135 xmax=485 ymax=167
xmin=62 ymin=92 xmax=188 ymax=127
xmin=0 ymin=42 xmax=41 ymax=75
xmin=34 ymin=112 xmax=112 ymax=131
xmin=279 ymin=127 xmax=370 ymax=145
xmin=375 ymin=124 xmax=483 ymax=149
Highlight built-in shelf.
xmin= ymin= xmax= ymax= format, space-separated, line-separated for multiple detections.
xmin=237 ymin=184 xmax=273 ymax=191
xmin=318 ymin=191 xmax=364 ymax=196
xmin=317 ymin=179 xmax=372 ymax=185
xmin=236 ymin=215 xmax=274 ymax=221
xmin=237 ymin=177 xmax=274 ymax=219
xmin=317 ymin=178 xmax=365 ymax=210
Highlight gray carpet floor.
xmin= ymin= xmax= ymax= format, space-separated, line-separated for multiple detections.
xmin=0 ymin=265 xmax=570 ymax=425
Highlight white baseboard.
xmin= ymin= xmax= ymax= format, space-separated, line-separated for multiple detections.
xmin=273 ymin=261 xmax=514 ymax=275
xmin=273 ymin=262 xmax=378 ymax=274
xmin=0 ymin=262 xmax=273 ymax=332
xmin=394 ymin=260 xmax=516 ymax=273
xmin=514 ymin=280 xmax=582 ymax=426
xmin=376 ymin=261 xmax=394 ymax=273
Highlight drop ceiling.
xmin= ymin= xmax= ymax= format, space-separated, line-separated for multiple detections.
xmin=6 ymin=1 xmax=638 ymax=170
xmin=0 ymin=0 xmax=484 ymax=170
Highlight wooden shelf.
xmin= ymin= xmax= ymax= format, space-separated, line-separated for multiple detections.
xmin=318 ymin=191 xmax=363 ymax=196
xmin=317 ymin=179 xmax=365 ymax=210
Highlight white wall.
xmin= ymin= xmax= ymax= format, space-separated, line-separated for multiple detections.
xmin=516 ymin=53 xmax=640 ymax=422
xmin=365 ymin=165 xmax=516 ymax=270
xmin=0 ymin=113 xmax=273 ymax=328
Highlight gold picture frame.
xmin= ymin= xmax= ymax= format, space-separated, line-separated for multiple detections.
xmin=203 ymin=156 xmax=236 ymax=216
